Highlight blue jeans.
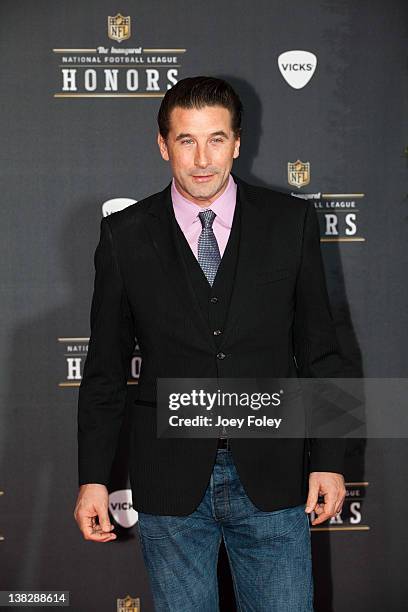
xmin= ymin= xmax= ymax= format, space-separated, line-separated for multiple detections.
xmin=137 ymin=448 xmax=314 ymax=611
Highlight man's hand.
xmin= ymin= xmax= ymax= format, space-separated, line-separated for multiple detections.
xmin=305 ymin=472 xmax=346 ymax=526
xmin=73 ymin=483 xmax=117 ymax=542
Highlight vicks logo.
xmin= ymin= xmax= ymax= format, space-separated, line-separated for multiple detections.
xmin=278 ymin=50 xmax=317 ymax=89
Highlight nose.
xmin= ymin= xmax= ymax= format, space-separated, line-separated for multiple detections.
xmin=194 ymin=143 xmax=210 ymax=168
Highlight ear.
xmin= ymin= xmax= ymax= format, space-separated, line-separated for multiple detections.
xmin=233 ymin=135 xmax=241 ymax=159
xmin=157 ymin=132 xmax=170 ymax=161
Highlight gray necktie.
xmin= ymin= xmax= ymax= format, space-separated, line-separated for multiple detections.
xmin=197 ymin=209 xmax=221 ymax=286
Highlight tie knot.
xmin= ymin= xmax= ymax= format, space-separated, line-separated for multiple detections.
xmin=198 ymin=208 xmax=216 ymax=229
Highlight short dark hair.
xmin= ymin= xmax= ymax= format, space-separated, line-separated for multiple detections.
xmin=157 ymin=76 xmax=243 ymax=139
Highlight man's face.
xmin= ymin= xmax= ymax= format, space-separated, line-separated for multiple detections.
xmin=157 ymin=105 xmax=240 ymax=206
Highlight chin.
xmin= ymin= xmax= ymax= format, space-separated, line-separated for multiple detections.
xmin=191 ymin=181 xmax=222 ymax=197
xmin=186 ymin=185 xmax=212 ymax=199
xmin=195 ymin=190 xmax=217 ymax=201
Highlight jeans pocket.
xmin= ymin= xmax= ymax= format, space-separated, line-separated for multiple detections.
xmin=137 ymin=512 xmax=197 ymax=540
xmin=276 ymin=504 xmax=309 ymax=540
xmin=254 ymin=503 xmax=308 ymax=541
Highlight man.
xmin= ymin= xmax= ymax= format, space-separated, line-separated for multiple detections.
xmin=74 ymin=76 xmax=346 ymax=611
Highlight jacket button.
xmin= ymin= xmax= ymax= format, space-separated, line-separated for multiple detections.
xmin=210 ymin=296 xmax=218 ymax=303
xmin=213 ymin=329 xmax=222 ymax=336
xmin=216 ymin=352 xmax=226 ymax=360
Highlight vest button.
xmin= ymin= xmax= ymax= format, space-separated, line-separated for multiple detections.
xmin=216 ymin=352 xmax=226 ymax=360
xmin=213 ymin=329 xmax=222 ymax=336
xmin=210 ymin=296 xmax=218 ymax=303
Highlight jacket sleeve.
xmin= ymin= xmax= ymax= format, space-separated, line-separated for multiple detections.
xmin=77 ymin=216 xmax=135 ymax=486
xmin=293 ymin=200 xmax=347 ymax=475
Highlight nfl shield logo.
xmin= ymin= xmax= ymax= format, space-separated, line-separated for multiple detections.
xmin=108 ymin=13 xmax=131 ymax=43
xmin=117 ymin=595 xmax=140 ymax=611
xmin=287 ymin=159 xmax=310 ymax=189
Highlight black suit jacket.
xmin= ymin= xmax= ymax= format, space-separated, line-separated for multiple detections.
xmin=77 ymin=174 xmax=347 ymax=515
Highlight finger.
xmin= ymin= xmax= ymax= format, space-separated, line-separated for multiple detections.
xmin=96 ymin=506 xmax=114 ymax=533
xmin=78 ymin=514 xmax=93 ymax=534
xmin=81 ymin=523 xmax=117 ymax=542
xmin=77 ymin=513 xmax=110 ymax=536
xmin=90 ymin=522 xmax=116 ymax=535
xmin=311 ymin=511 xmax=331 ymax=525
xmin=77 ymin=504 xmax=115 ymax=539
xmin=333 ymin=490 xmax=345 ymax=515
xmin=86 ymin=531 xmax=117 ymax=542
xmin=311 ymin=498 xmax=337 ymax=525
xmin=305 ymin=484 xmax=319 ymax=513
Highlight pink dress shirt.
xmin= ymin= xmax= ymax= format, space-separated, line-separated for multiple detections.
xmin=171 ymin=174 xmax=237 ymax=259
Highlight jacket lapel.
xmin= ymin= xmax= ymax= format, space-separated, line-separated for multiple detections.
xmin=216 ymin=176 xmax=269 ymax=351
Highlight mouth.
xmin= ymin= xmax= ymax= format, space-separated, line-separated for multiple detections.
xmin=191 ymin=174 xmax=215 ymax=183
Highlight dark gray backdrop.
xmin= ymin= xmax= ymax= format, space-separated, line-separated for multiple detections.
xmin=1 ymin=1 xmax=407 ymax=610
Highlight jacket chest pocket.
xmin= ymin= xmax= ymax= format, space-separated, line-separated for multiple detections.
xmin=255 ymin=267 xmax=291 ymax=285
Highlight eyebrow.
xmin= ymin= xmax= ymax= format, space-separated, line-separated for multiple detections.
xmin=175 ymin=130 xmax=230 ymax=141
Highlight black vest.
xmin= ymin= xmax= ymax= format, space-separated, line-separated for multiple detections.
xmin=168 ymin=190 xmax=242 ymax=351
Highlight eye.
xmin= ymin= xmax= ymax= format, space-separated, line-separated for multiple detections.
xmin=180 ymin=139 xmax=194 ymax=145
xmin=211 ymin=137 xmax=224 ymax=143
